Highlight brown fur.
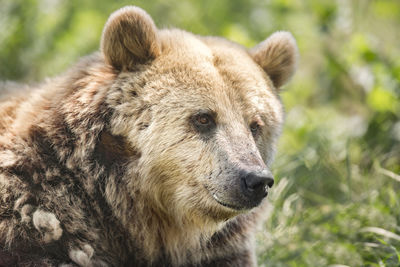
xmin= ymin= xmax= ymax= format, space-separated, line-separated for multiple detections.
xmin=0 ymin=6 xmax=298 ymax=267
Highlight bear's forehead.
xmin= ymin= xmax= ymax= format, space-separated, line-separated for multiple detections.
xmin=156 ymin=29 xmax=274 ymax=99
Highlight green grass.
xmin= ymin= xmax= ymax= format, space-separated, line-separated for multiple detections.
xmin=257 ymin=105 xmax=400 ymax=266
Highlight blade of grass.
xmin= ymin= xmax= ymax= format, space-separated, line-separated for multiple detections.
xmin=375 ymin=165 xmax=400 ymax=183
xmin=360 ymin=227 xmax=400 ymax=242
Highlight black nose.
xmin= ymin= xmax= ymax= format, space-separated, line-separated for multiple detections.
xmin=241 ymin=169 xmax=274 ymax=198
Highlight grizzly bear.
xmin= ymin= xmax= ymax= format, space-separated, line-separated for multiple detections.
xmin=0 ymin=6 xmax=298 ymax=267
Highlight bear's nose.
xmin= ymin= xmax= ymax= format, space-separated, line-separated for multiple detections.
xmin=241 ymin=169 xmax=274 ymax=198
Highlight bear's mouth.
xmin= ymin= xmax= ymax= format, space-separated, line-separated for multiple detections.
xmin=211 ymin=193 xmax=247 ymax=211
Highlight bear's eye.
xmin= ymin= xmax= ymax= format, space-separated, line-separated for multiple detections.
xmin=197 ymin=115 xmax=210 ymax=125
xmin=250 ymin=122 xmax=261 ymax=138
xmin=191 ymin=111 xmax=216 ymax=134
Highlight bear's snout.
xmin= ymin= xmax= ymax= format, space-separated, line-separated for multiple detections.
xmin=210 ymin=166 xmax=274 ymax=211
xmin=240 ymin=169 xmax=274 ymax=207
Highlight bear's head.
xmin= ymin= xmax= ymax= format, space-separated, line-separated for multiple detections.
xmin=100 ymin=7 xmax=298 ymax=225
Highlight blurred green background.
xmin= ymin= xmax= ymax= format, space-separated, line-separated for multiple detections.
xmin=1 ymin=0 xmax=399 ymax=266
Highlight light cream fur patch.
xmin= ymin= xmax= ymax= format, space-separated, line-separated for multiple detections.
xmin=32 ymin=209 xmax=63 ymax=243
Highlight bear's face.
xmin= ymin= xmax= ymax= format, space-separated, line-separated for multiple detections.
xmin=102 ymin=7 xmax=298 ymax=223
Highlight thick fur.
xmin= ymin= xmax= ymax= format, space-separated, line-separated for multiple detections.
xmin=0 ymin=6 xmax=298 ymax=267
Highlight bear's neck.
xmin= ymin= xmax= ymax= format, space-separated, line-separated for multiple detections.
xmin=102 ymin=169 xmax=224 ymax=265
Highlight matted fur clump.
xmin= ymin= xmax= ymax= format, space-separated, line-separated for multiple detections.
xmin=0 ymin=6 xmax=298 ymax=267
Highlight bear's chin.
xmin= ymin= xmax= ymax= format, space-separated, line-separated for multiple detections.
xmin=194 ymin=201 xmax=245 ymax=222
xmin=211 ymin=193 xmax=250 ymax=211
xmin=205 ymin=208 xmax=241 ymax=222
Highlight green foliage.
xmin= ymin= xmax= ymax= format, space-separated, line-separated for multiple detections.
xmin=1 ymin=0 xmax=399 ymax=266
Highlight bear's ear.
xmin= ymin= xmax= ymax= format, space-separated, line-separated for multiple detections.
xmin=101 ymin=6 xmax=160 ymax=70
xmin=250 ymin=31 xmax=298 ymax=90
